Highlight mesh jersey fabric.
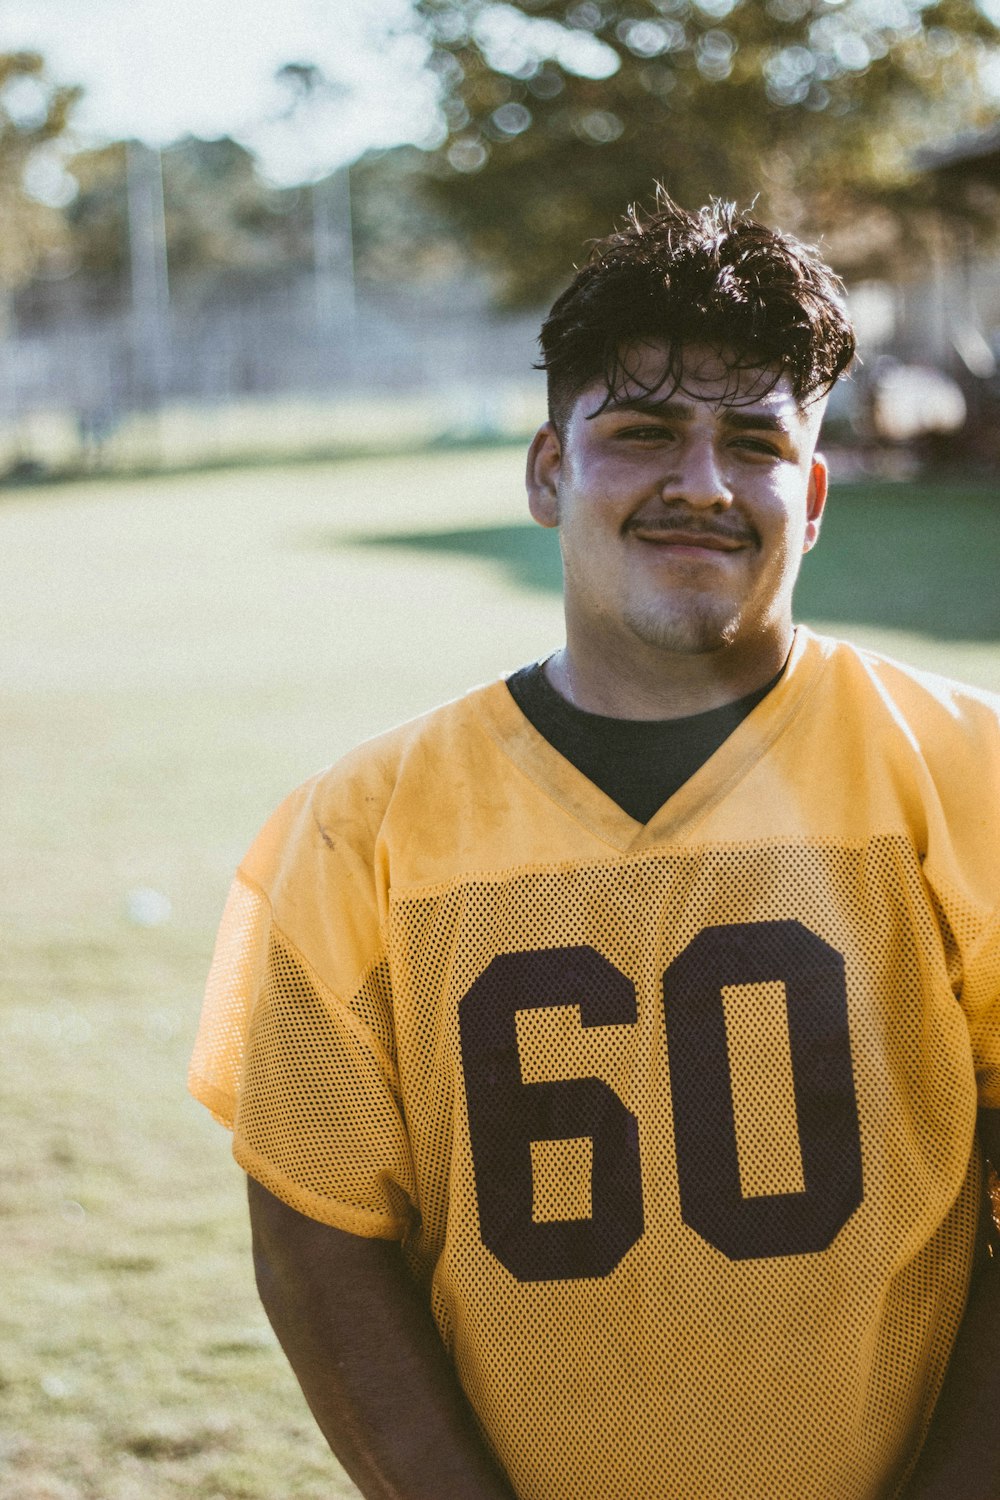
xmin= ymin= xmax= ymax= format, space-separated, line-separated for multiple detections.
xmin=189 ymin=626 xmax=1000 ymax=1500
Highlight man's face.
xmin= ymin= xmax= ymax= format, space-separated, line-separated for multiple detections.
xmin=527 ymin=343 xmax=829 ymax=667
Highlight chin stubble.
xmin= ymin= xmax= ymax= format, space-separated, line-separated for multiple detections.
xmin=622 ymin=595 xmax=744 ymax=655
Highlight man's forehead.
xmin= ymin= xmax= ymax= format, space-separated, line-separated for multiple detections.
xmin=587 ymin=341 xmax=804 ymax=418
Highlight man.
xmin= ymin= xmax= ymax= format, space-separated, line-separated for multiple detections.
xmin=189 ymin=196 xmax=1000 ymax=1499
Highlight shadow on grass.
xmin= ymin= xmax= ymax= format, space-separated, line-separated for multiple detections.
xmin=348 ymin=480 xmax=1000 ymax=642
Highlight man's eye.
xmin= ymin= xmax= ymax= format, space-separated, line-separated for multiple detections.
xmin=733 ymin=438 xmax=780 ymax=456
xmin=619 ymin=425 xmax=673 ymax=441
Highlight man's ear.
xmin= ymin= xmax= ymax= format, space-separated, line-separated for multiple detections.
xmin=526 ymin=422 xmax=562 ymax=529
xmin=803 ymin=455 xmax=829 ymax=554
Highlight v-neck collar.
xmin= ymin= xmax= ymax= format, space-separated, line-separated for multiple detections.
xmin=472 ymin=626 xmax=833 ymax=855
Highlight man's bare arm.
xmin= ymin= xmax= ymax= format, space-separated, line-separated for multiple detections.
xmin=902 ymin=1108 xmax=1000 ymax=1499
xmin=247 ymin=1177 xmax=516 ymax=1500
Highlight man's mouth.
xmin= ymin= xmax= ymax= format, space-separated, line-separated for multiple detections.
xmin=626 ymin=522 xmax=752 ymax=552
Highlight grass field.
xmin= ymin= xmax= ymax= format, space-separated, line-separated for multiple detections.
xmin=2 ymin=450 xmax=998 ymax=1499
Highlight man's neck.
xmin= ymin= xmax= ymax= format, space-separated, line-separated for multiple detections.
xmin=546 ymin=626 xmax=794 ymax=721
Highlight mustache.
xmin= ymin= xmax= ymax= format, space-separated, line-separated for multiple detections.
xmin=625 ymin=512 xmax=757 ymax=544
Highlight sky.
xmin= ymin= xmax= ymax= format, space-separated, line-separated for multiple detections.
xmin=0 ymin=0 xmax=442 ymax=184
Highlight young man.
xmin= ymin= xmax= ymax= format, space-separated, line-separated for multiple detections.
xmin=189 ymin=197 xmax=1000 ymax=1499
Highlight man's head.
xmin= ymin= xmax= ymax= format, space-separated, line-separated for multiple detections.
xmin=537 ymin=193 xmax=855 ymax=439
xmin=527 ymin=196 xmax=856 ymax=709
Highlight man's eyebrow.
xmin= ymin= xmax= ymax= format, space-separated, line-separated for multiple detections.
xmin=718 ymin=409 xmax=793 ymax=433
xmin=594 ymin=397 xmax=696 ymax=420
xmin=595 ymin=397 xmax=794 ymax=432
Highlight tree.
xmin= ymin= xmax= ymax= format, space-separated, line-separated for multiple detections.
xmin=413 ymin=0 xmax=1000 ymax=301
xmin=53 ymin=135 xmax=475 ymax=320
xmin=348 ymin=145 xmax=480 ymax=286
xmin=0 ymin=51 xmax=81 ymax=289
xmin=59 ymin=135 xmax=315 ymax=315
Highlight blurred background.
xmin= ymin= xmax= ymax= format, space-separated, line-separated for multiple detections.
xmin=0 ymin=0 xmax=997 ymax=472
xmin=1 ymin=2 xmax=998 ymax=1497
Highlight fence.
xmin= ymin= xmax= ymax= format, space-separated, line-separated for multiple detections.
xmin=0 ymin=273 xmax=548 ymax=476
xmin=1 ymin=248 xmax=998 ymax=479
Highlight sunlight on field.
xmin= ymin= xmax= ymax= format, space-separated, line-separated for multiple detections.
xmin=2 ymin=449 xmax=998 ymax=1498
xmin=0 ymin=447 xmax=557 ymax=1500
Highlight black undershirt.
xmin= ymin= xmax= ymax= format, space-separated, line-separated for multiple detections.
xmin=506 ymin=662 xmax=781 ymax=824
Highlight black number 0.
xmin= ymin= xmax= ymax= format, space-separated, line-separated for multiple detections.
xmin=458 ymin=921 xmax=862 ymax=1280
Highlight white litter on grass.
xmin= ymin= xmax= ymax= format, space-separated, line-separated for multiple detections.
xmin=40 ymin=1373 xmax=74 ymax=1399
xmin=62 ymin=1013 xmax=93 ymax=1045
xmin=125 ymin=887 xmax=173 ymax=927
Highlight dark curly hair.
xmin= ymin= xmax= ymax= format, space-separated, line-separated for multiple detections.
xmin=538 ymin=193 xmax=856 ymax=435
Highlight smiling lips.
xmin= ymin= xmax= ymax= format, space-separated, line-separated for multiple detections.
xmin=626 ymin=520 xmax=753 ymax=552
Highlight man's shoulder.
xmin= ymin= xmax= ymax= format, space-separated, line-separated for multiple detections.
xmin=799 ymin=632 xmax=1000 ymax=848
xmin=235 ymin=676 xmax=518 ymax=920
xmin=808 ymin=628 xmax=1000 ymax=739
xmin=245 ymin=677 xmax=515 ymax=864
xmin=320 ymin=676 xmax=513 ymax=796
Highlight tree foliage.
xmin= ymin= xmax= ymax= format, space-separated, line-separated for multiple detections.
xmin=414 ymin=0 xmax=1000 ymax=301
xmin=61 ymin=136 xmax=315 ymax=311
xmin=0 ymin=51 xmax=81 ymax=289
xmin=45 ymin=137 xmax=462 ymax=319
xmin=349 ymin=145 xmax=479 ymax=284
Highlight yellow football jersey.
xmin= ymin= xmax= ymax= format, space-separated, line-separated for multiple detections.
xmin=190 ymin=626 xmax=1000 ymax=1500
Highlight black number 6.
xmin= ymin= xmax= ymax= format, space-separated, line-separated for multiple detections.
xmin=458 ymin=946 xmax=644 ymax=1282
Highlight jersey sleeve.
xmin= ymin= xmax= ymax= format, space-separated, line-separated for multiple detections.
xmin=961 ymin=917 xmax=1000 ymax=1110
xmin=913 ymin=684 xmax=1000 ymax=1112
xmin=188 ymin=774 xmax=417 ymax=1239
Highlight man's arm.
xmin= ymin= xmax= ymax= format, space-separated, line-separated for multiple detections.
xmin=247 ymin=1177 xmax=516 ymax=1500
xmin=902 ymin=1108 xmax=1000 ymax=1499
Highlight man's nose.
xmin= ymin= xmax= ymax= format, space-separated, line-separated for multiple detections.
xmin=659 ymin=442 xmax=733 ymax=509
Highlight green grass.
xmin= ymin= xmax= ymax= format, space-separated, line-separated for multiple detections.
xmin=2 ymin=450 xmax=998 ymax=1498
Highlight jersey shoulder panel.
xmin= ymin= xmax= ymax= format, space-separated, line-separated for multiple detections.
xmin=833 ymin=635 xmax=1000 ymax=748
xmin=238 ymin=681 xmax=514 ymax=968
xmin=817 ymin=635 xmax=1000 ymax=909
